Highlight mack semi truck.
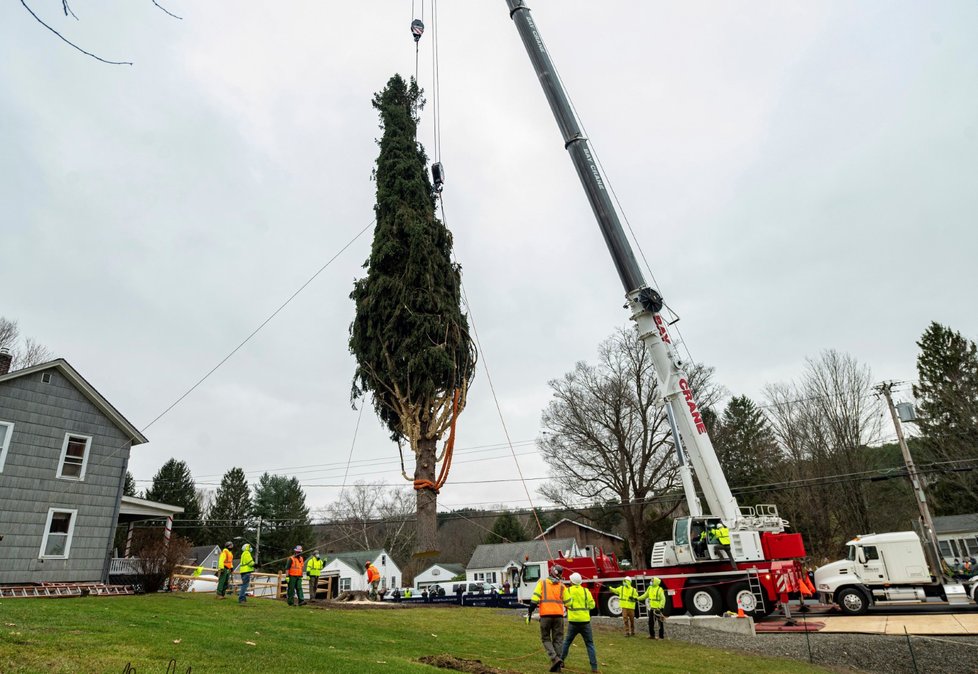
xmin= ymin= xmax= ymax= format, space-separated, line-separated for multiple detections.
xmin=503 ymin=0 xmax=808 ymax=618
xmin=815 ymin=531 xmax=978 ymax=615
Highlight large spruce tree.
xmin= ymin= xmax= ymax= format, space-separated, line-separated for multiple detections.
xmin=252 ymin=473 xmax=312 ymax=568
xmin=350 ymin=74 xmax=476 ymax=556
xmin=205 ymin=467 xmax=253 ymax=544
xmin=712 ymin=395 xmax=782 ymax=499
xmin=912 ymin=322 xmax=978 ymax=511
xmin=144 ymin=458 xmax=202 ymax=543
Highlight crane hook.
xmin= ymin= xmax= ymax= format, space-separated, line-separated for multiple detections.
xmin=411 ymin=19 xmax=425 ymax=43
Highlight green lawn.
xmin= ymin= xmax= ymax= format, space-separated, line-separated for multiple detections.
xmin=0 ymin=593 xmax=830 ymax=673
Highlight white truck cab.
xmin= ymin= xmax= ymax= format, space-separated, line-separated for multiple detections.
xmin=815 ymin=531 xmax=977 ymax=615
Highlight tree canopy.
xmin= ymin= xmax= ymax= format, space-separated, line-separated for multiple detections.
xmin=205 ymin=467 xmax=253 ymax=545
xmin=145 ymin=458 xmax=202 ymax=543
xmin=252 ymin=473 xmax=312 ymax=568
xmin=912 ymin=321 xmax=978 ymax=512
xmin=349 ymin=74 xmax=476 ymax=554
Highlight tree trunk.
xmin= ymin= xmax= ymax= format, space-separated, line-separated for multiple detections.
xmin=415 ymin=437 xmax=439 ymax=556
xmin=623 ymin=503 xmax=645 ymax=567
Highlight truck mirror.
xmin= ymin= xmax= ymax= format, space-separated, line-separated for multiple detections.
xmin=856 ymin=548 xmax=866 ymax=565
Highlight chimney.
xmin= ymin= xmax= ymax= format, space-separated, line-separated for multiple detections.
xmin=0 ymin=347 xmax=11 ymax=375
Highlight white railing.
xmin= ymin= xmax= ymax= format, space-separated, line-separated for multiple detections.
xmin=109 ymin=558 xmax=141 ymax=575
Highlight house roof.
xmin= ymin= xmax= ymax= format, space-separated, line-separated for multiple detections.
xmin=0 ymin=359 xmax=148 ymax=445
xmin=535 ymin=518 xmax=624 ymax=542
xmin=935 ymin=514 xmax=978 ymax=534
xmin=188 ymin=545 xmax=219 ymax=565
xmin=119 ymin=495 xmax=185 ymax=518
xmin=329 ymin=549 xmax=392 ymax=570
xmin=467 ymin=538 xmax=576 ymax=570
xmin=421 ymin=562 xmax=465 ymax=577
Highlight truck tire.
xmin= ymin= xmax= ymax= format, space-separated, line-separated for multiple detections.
xmin=725 ymin=583 xmax=767 ymax=617
xmin=600 ymin=592 xmax=623 ymax=618
xmin=836 ymin=587 xmax=870 ymax=616
xmin=685 ymin=586 xmax=722 ymax=616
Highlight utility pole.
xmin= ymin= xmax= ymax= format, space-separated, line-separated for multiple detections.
xmin=876 ymin=381 xmax=944 ymax=579
xmin=256 ymin=516 xmax=262 ymax=557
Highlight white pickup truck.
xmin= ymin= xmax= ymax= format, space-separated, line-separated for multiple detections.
xmin=814 ymin=531 xmax=978 ymax=615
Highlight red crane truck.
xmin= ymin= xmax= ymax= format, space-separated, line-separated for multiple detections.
xmin=504 ymin=0 xmax=808 ymax=618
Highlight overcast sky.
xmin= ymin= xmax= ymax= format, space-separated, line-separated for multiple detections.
xmin=3 ymin=1 xmax=976 ymax=514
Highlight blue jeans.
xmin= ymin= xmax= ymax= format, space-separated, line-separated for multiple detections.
xmin=561 ymin=621 xmax=598 ymax=671
xmin=238 ymin=572 xmax=252 ymax=602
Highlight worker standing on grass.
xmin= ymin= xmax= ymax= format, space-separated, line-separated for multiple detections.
xmin=525 ymin=563 xmax=570 ymax=673
xmin=560 ymin=572 xmax=599 ymax=673
xmin=287 ymin=546 xmax=306 ymax=606
xmin=215 ymin=541 xmax=234 ymax=599
xmin=365 ymin=561 xmax=381 ymax=599
xmin=238 ymin=543 xmax=256 ymax=604
xmin=306 ymin=551 xmax=324 ymax=600
xmin=608 ymin=578 xmax=639 ymax=636
xmin=637 ymin=577 xmax=666 ymax=639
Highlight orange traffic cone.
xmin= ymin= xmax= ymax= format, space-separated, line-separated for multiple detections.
xmin=736 ymin=599 xmax=745 ymax=618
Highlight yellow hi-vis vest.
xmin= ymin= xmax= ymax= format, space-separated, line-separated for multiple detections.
xmin=307 ymin=557 xmax=324 ymax=576
xmin=239 ymin=549 xmax=255 ymax=574
xmin=565 ymin=585 xmax=595 ymax=623
xmin=610 ymin=583 xmax=639 ymax=609
xmin=638 ymin=582 xmax=666 ymax=610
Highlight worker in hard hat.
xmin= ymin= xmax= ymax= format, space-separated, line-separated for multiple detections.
xmin=215 ymin=541 xmax=234 ymax=599
xmin=306 ymin=551 xmax=324 ymax=600
xmin=637 ymin=577 xmax=667 ymax=639
xmin=526 ymin=564 xmax=570 ymax=673
xmin=286 ymin=546 xmax=306 ymax=606
xmin=608 ymin=578 xmax=639 ymax=636
xmin=237 ymin=543 xmax=256 ymax=604
xmin=365 ymin=561 xmax=381 ymax=600
xmin=560 ymin=572 xmax=598 ymax=673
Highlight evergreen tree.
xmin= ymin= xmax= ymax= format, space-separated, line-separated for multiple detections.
xmin=350 ymin=74 xmax=476 ymax=555
xmin=712 ymin=395 xmax=782 ymax=498
xmin=205 ymin=467 xmax=253 ymax=544
xmin=252 ymin=473 xmax=312 ymax=568
xmin=144 ymin=458 xmax=202 ymax=543
xmin=485 ymin=512 xmax=528 ymax=544
xmin=123 ymin=470 xmax=138 ymax=497
xmin=912 ymin=322 xmax=978 ymax=511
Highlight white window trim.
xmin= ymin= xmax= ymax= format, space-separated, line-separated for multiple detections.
xmin=39 ymin=507 xmax=78 ymax=559
xmin=0 ymin=420 xmax=13 ymax=472
xmin=56 ymin=432 xmax=92 ymax=481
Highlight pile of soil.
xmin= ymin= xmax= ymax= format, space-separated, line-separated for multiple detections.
xmin=418 ymin=655 xmax=522 ymax=674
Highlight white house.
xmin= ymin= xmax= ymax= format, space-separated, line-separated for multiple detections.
xmin=414 ymin=562 xmax=464 ymax=590
xmin=321 ymin=549 xmax=401 ymax=593
xmin=935 ymin=513 xmax=978 ymax=561
xmin=466 ymin=538 xmax=576 ymax=595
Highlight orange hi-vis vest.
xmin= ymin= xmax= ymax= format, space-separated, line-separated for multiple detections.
xmin=366 ymin=564 xmax=380 ymax=583
xmin=219 ymin=548 xmax=233 ymax=570
xmin=534 ymin=579 xmax=567 ymax=617
xmin=288 ymin=555 xmax=304 ymax=577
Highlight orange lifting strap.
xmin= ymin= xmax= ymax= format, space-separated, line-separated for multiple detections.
xmin=414 ymin=388 xmax=460 ymax=494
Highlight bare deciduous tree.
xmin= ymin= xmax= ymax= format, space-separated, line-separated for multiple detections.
xmin=764 ymin=350 xmax=882 ymax=560
xmin=538 ymin=327 xmax=722 ymax=565
xmin=0 ymin=317 xmax=52 ymax=370
xmin=325 ymin=482 xmax=416 ymax=573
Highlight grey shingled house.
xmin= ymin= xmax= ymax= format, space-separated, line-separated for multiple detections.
xmin=0 ymin=353 xmax=148 ymax=584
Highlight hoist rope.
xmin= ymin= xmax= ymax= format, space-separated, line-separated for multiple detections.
xmin=439 ymin=197 xmax=553 ymax=560
xmin=412 ymin=388 xmax=459 ymax=493
xmin=430 ymin=0 xmax=442 ymax=162
xmin=340 ymin=400 xmax=365 ymax=493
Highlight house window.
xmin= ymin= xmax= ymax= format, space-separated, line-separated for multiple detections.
xmin=939 ymin=540 xmax=952 ymax=557
xmin=339 ymin=578 xmax=351 ymax=592
xmin=475 ymin=572 xmax=484 ymax=581
xmin=967 ymin=538 xmax=978 ymax=556
xmin=0 ymin=421 xmax=13 ymax=472
xmin=40 ymin=508 xmax=78 ymax=558
xmin=57 ymin=433 xmax=92 ymax=480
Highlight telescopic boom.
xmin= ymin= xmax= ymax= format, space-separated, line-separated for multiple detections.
xmin=505 ymin=0 xmax=741 ymax=525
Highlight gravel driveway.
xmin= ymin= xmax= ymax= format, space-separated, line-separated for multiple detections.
xmin=590 ymin=616 xmax=978 ymax=674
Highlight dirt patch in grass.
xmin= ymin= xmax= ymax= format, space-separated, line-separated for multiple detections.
xmin=418 ymin=654 xmax=523 ymax=674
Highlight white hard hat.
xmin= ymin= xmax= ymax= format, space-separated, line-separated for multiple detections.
xmin=570 ymin=572 xmax=583 ymax=586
